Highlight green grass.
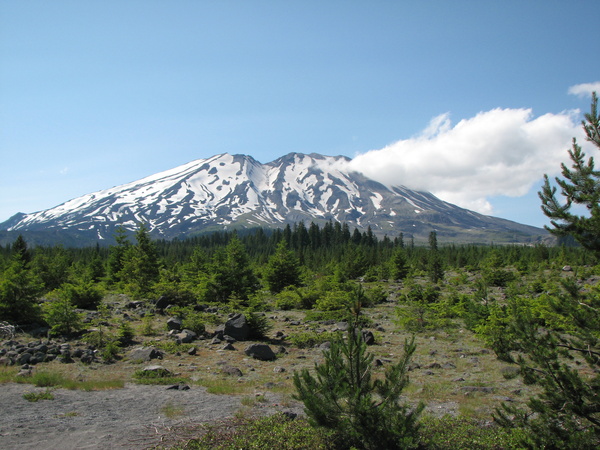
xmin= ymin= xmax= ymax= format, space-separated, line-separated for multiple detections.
xmin=0 ymin=367 xmax=125 ymax=390
xmin=175 ymin=413 xmax=336 ymax=449
xmin=419 ymin=415 xmax=527 ymax=449
xmin=288 ymin=330 xmax=340 ymax=349
xmin=160 ymin=401 xmax=186 ymax=419
xmin=154 ymin=341 xmax=196 ymax=354
xmin=199 ymin=378 xmax=253 ymax=395
xmin=23 ymin=389 xmax=54 ymax=402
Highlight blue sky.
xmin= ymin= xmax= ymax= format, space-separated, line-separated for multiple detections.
xmin=1 ymin=1 xmax=599 ymax=228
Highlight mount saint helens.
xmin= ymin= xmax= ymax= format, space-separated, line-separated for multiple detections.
xmin=0 ymin=153 xmax=547 ymax=246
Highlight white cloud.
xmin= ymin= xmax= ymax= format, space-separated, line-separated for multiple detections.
xmin=348 ymin=108 xmax=589 ymax=214
xmin=568 ymin=82 xmax=600 ymax=97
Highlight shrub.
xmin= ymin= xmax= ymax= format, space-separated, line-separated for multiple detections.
xmin=42 ymin=297 xmax=85 ymax=336
xmin=23 ymin=389 xmax=54 ymax=402
xmin=245 ymin=309 xmax=272 ymax=339
xmin=314 ymin=290 xmax=351 ymax=311
xmin=294 ymin=321 xmax=423 ymax=449
xmin=116 ymin=320 xmax=135 ymax=346
xmin=183 ymin=412 xmax=336 ymax=449
xmin=288 ymin=331 xmax=340 ymax=349
xmin=274 ymin=288 xmax=302 ymax=310
xmin=58 ymin=281 xmax=103 ymax=310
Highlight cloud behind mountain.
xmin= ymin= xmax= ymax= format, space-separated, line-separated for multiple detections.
xmin=348 ymin=108 xmax=588 ymax=214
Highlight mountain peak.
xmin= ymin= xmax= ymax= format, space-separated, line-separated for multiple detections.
xmin=0 ymin=152 xmax=547 ymax=246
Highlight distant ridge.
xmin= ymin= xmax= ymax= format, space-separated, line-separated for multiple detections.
xmin=0 ymin=152 xmax=548 ymax=246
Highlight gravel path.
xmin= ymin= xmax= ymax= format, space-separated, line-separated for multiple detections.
xmin=0 ymin=383 xmax=292 ymax=449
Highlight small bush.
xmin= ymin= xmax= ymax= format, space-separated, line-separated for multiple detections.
xmin=314 ymin=290 xmax=351 ymax=311
xmin=419 ymin=415 xmax=527 ymax=449
xmin=274 ymin=288 xmax=302 ymax=310
xmin=139 ymin=313 xmax=157 ymax=336
xmin=30 ymin=370 xmax=65 ymax=387
xmin=154 ymin=341 xmax=195 ymax=354
xmin=58 ymin=281 xmax=103 ymax=310
xmin=183 ymin=412 xmax=336 ymax=449
xmin=23 ymin=389 xmax=54 ymax=402
xmin=245 ymin=309 xmax=272 ymax=339
xmin=42 ymin=296 xmax=85 ymax=336
xmin=116 ymin=320 xmax=135 ymax=346
xmin=289 ymin=331 xmax=340 ymax=349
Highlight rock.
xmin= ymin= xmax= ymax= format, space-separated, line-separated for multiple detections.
xmin=282 ymin=411 xmax=297 ymax=420
xmin=273 ymin=366 xmax=286 ymax=373
xmin=154 ymin=296 xmax=171 ymax=310
xmin=221 ymin=366 xmax=243 ymax=377
xmin=129 ymin=346 xmax=163 ymax=362
xmin=166 ymin=383 xmax=190 ymax=390
xmin=80 ymin=350 xmax=96 ymax=364
xmin=335 ymin=322 xmax=349 ymax=331
xmin=167 ymin=317 xmax=183 ymax=331
xmin=245 ymin=344 xmax=277 ymax=361
xmin=16 ymin=353 xmax=31 ymax=365
xmin=141 ymin=365 xmax=172 ymax=377
xmin=187 ymin=347 xmax=197 ymax=356
xmin=562 ymin=265 xmax=573 ymax=272
xmin=223 ymin=314 xmax=250 ymax=341
xmin=425 ymin=362 xmax=442 ymax=369
xmin=174 ymin=329 xmax=197 ymax=344
xmin=361 ymin=330 xmax=375 ymax=345
xmin=222 ymin=343 xmax=236 ymax=351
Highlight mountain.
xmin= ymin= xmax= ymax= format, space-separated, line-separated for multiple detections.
xmin=0 ymin=152 xmax=547 ymax=246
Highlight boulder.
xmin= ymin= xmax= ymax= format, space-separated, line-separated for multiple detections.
xmin=223 ymin=313 xmax=250 ymax=341
xmin=361 ymin=330 xmax=375 ymax=345
xmin=174 ymin=329 xmax=197 ymax=344
xmin=244 ymin=344 xmax=277 ymax=361
xmin=129 ymin=346 xmax=163 ymax=362
xmin=154 ymin=296 xmax=171 ymax=310
xmin=141 ymin=365 xmax=172 ymax=377
xmin=167 ymin=317 xmax=183 ymax=331
xmin=221 ymin=366 xmax=243 ymax=377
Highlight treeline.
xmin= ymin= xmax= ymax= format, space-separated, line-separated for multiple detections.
xmin=0 ymin=220 xmax=594 ymax=326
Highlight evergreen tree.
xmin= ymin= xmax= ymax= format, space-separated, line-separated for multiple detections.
xmin=427 ymin=231 xmax=444 ymax=283
xmin=495 ymin=93 xmax=600 ymax=447
xmin=293 ymin=309 xmax=423 ymax=449
xmin=263 ymin=240 xmax=302 ymax=293
xmin=120 ymin=224 xmax=160 ymax=298
xmin=539 ymin=92 xmax=600 ymax=253
xmin=107 ymin=226 xmax=130 ymax=284
xmin=209 ymin=236 xmax=258 ymax=302
xmin=390 ymin=247 xmax=409 ymax=281
xmin=0 ymin=237 xmax=42 ymax=324
xmin=494 ymin=279 xmax=600 ymax=447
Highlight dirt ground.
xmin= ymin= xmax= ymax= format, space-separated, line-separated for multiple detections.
xmin=0 ymin=382 xmax=301 ymax=449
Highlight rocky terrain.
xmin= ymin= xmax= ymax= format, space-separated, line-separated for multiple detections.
xmin=0 ymin=289 xmax=529 ymax=449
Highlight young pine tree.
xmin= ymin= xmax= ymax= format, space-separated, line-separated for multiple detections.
xmin=293 ymin=298 xmax=423 ymax=449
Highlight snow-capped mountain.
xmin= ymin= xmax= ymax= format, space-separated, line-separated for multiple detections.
xmin=0 ymin=153 xmax=546 ymax=245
